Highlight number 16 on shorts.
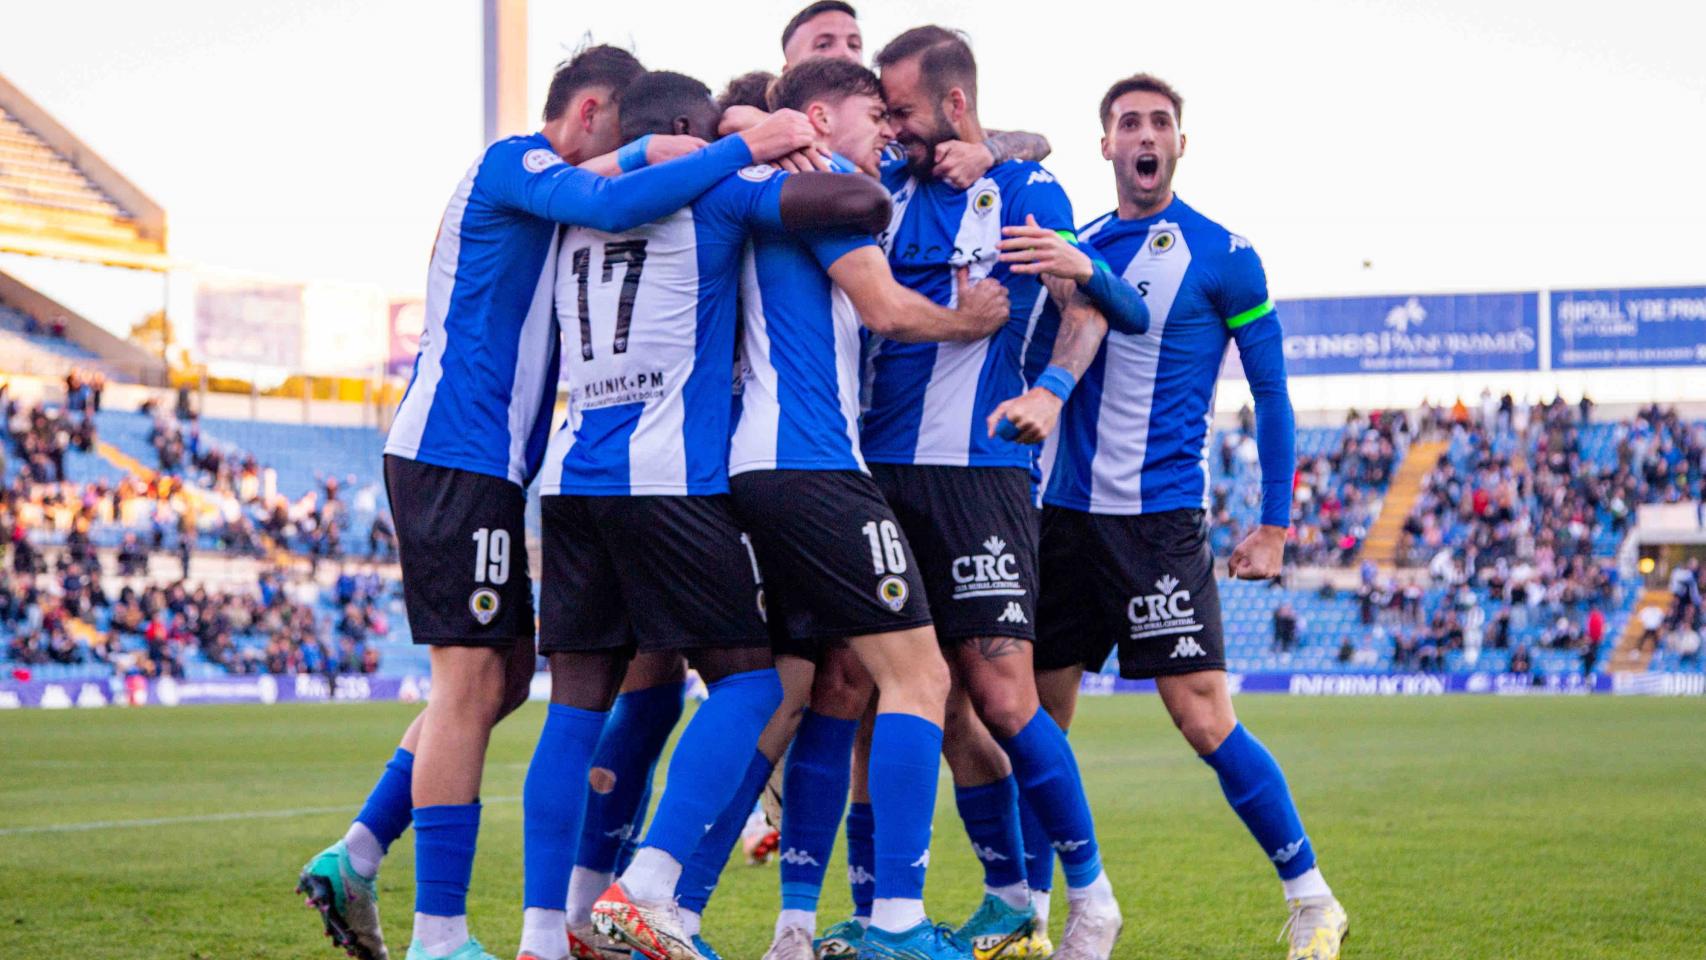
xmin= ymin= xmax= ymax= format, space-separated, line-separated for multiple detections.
xmin=862 ymin=519 xmax=913 ymax=612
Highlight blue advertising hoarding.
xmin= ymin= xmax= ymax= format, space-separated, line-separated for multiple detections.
xmin=1550 ymin=285 xmax=1706 ymax=370
xmin=1273 ymin=292 xmax=1540 ymax=377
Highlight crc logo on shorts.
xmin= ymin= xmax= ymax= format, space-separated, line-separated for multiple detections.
xmin=1126 ymin=574 xmax=1201 ymax=641
xmin=878 ymin=575 xmax=909 ymax=612
xmin=469 ymin=587 xmax=501 ymax=626
xmin=951 ymin=536 xmax=1026 ymax=601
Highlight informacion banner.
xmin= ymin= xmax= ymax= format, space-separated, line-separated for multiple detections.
xmin=1274 ymin=292 xmax=1540 ymax=376
xmin=5 ymin=670 xmax=1700 ymax=708
xmin=1550 ymin=285 xmax=1706 ymax=370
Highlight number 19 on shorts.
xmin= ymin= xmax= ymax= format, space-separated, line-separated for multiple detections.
xmin=861 ymin=520 xmax=907 ymax=574
xmin=472 ymin=528 xmax=511 ymax=585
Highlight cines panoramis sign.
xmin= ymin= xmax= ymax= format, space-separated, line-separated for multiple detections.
xmin=1272 ymin=292 xmax=1540 ymax=376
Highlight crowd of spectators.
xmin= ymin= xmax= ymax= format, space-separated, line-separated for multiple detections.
xmin=3 ymin=562 xmax=390 ymax=679
xmin=1212 ymin=406 xmax=1413 ymax=565
xmin=1639 ymin=558 xmax=1703 ymax=666
xmin=1403 ymin=396 xmax=1705 ymax=571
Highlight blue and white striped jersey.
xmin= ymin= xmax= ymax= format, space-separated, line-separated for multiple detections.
xmin=540 ymin=165 xmax=871 ymax=494
xmin=1040 ymin=196 xmax=1294 ymax=523
xmin=862 ymin=159 xmax=1074 ymax=468
xmin=384 ymin=131 xmax=756 ymax=487
xmin=728 ymin=220 xmax=874 ymax=475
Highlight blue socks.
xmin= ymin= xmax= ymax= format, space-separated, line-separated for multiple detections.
xmin=641 ymin=668 xmax=784 ymax=861
xmin=523 ymin=704 xmax=607 ymax=909
xmin=576 ymin=681 xmax=685 ymax=874
xmin=868 ymin=712 xmax=943 ymax=902
xmin=414 ymin=802 xmax=482 ymax=916
xmin=354 ymin=746 xmax=414 ymax=852
xmin=779 ymin=710 xmax=858 ymax=911
xmin=676 ymin=748 xmax=775 ymax=915
xmin=954 ymin=775 xmax=1026 ymax=890
xmin=1000 ymin=709 xmax=1103 ymax=888
xmin=1016 ymin=791 xmax=1055 ymax=894
xmin=1202 ymin=723 xmax=1316 ymax=879
xmin=845 ymin=801 xmax=876 ymax=918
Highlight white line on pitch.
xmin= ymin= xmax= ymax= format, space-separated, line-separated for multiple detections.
xmin=0 ymin=795 xmax=520 ymax=836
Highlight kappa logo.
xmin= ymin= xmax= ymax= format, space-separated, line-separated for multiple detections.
xmin=1384 ymin=296 xmax=1427 ymax=334
xmin=952 ymin=535 xmax=1026 ymax=601
xmin=779 ymin=847 xmax=822 ymax=867
xmin=910 ymin=849 xmax=932 ymax=869
xmin=1169 ymin=636 xmax=1208 ymax=658
xmin=847 ymin=864 xmax=876 ymax=886
xmin=1026 ymin=169 xmax=1056 ymax=186
xmin=1229 ymin=233 xmax=1252 ymax=253
xmin=1051 ymin=838 xmax=1091 ymax=853
xmin=971 ymin=843 xmax=1011 ymax=863
xmin=996 ymin=602 xmax=1028 ymax=625
xmin=1270 ymin=838 xmax=1307 ymax=864
xmin=603 ymin=822 xmax=637 ymax=840
xmin=1127 ymin=573 xmax=1203 ymax=641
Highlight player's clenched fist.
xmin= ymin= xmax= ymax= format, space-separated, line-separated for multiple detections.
xmin=932 ymin=140 xmax=996 ymax=190
xmin=1228 ymin=525 xmax=1287 ymax=580
xmin=737 ymin=108 xmax=818 ymax=163
xmin=953 ymin=266 xmax=1009 ymax=335
xmin=985 ymin=388 xmax=1061 ymax=444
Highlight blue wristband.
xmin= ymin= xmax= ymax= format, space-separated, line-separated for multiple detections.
xmin=1034 ymin=365 xmax=1076 ymax=402
xmin=616 ymin=135 xmax=652 ymax=173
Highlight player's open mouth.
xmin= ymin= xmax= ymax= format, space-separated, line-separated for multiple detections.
xmin=1134 ymin=153 xmax=1161 ymax=187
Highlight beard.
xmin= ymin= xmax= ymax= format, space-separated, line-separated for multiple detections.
xmin=897 ymin=110 xmax=957 ymax=179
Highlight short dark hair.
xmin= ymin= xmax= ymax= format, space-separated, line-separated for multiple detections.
xmin=1099 ymin=73 xmax=1184 ymax=128
xmin=719 ymin=71 xmax=778 ymax=112
xmin=874 ymin=25 xmax=976 ymax=107
xmin=616 ymin=71 xmax=718 ymax=142
xmin=781 ymin=1 xmax=857 ymax=51
xmin=543 ymin=44 xmax=644 ymax=122
xmin=768 ymin=58 xmax=881 ymax=113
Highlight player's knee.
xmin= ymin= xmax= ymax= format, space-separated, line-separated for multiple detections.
xmin=1173 ymin=707 xmax=1235 ymax=755
xmin=905 ymin=651 xmax=952 ymax=706
xmin=813 ymin=669 xmax=874 ymax=718
xmin=970 ymin=682 xmax=1032 ymax=739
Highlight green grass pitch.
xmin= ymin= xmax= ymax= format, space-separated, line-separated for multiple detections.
xmin=2 ymin=695 xmax=1702 ymax=958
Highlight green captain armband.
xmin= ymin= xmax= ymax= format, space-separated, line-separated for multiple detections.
xmin=1225 ymin=298 xmax=1275 ymax=330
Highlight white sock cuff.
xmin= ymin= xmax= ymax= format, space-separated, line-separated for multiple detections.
xmin=1281 ymin=866 xmax=1332 ymax=901
xmin=987 ymin=882 xmax=1031 ymax=911
xmin=776 ymin=908 xmax=817 ymax=937
xmin=566 ymin=866 xmax=612 ymax=924
xmin=870 ymin=897 xmax=926 ymax=934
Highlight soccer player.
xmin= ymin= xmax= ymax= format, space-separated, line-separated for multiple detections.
xmin=725 ymin=2 xmax=1052 ymax=188
xmin=1020 ymin=74 xmax=1350 ymax=960
xmin=851 ymin=27 xmax=1146 ymax=960
xmin=515 ymin=70 xmax=896 ymax=960
xmin=721 ymin=55 xmax=1015 ymax=960
xmin=292 ymin=45 xmax=668 ymax=960
xmin=317 ymin=45 xmax=817 ymax=959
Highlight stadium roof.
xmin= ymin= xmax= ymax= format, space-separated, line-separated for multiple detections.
xmin=0 ymin=70 xmax=168 ymax=270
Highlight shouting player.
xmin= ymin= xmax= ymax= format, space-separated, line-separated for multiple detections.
xmin=1022 ymin=74 xmax=1350 ymax=960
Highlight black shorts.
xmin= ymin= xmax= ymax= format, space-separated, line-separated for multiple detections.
xmin=1035 ymin=506 xmax=1226 ymax=679
xmin=728 ymin=470 xmax=931 ymax=657
xmin=868 ymin=464 xmax=1038 ymax=643
xmin=384 ymin=455 xmax=535 ymax=647
xmin=538 ymin=495 xmax=770 ymax=655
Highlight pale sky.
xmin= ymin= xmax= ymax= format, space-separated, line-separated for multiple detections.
xmin=3 ymin=0 xmax=1703 ymax=306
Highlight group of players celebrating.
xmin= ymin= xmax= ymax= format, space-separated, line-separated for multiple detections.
xmin=295 ymin=5 xmax=1350 ymax=960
